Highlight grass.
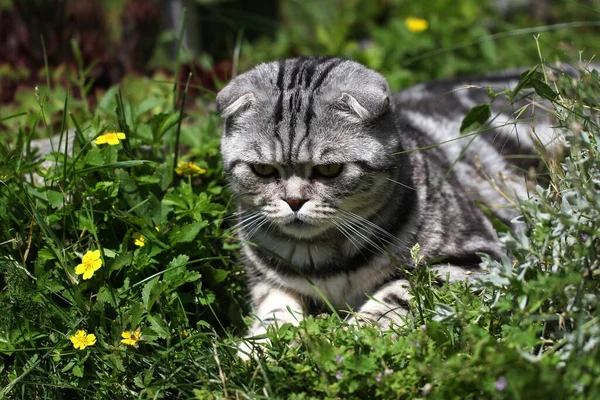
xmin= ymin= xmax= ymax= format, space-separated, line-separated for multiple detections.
xmin=1 ymin=1 xmax=600 ymax=398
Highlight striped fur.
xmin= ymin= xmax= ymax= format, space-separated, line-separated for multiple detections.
xmin=217 ymin=57 xmax=554 ymax=349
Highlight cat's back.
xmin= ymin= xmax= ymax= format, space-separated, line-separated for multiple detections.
xmin=391 ymin=71 xmax=550 ymax=230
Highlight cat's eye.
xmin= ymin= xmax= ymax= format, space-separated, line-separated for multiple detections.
xmin=251 ymin=164 xmax=278 ymax=178
xmin=312 ymin=164 xmax=343 ymax=178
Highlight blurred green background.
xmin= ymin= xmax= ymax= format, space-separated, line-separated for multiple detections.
xmin=1 ymin=0 xmax=599 ymax=109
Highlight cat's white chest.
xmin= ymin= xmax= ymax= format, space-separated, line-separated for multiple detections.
xmin=246 ymin=241 xmax=396 ymax=309
xmin=308 ymin=260 xmax=396 ymax=308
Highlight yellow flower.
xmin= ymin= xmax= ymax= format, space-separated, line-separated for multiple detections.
xmin=70 ymin=329 xmax=97 ymax=350
xmin=75 ymin=249 xmax=102 ymax=280
xmin=121 ymin=328 xmax=142 ymax=346
xmin=175 ymin=161 xmax=206 ymax=176
xmin=95 ymin=132 xmax=126 ymax=145
xmin=405 ymin=17 xmax=428 ymax=32
xmin=133 ymin=232 xmax=146 ymax=247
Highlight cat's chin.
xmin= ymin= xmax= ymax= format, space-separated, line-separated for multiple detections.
xmin=276 ymin=221 xmax=331 ymax=240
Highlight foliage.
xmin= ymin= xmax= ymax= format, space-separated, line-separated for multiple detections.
xmin=239 ymin=0 xmax=600 ymax=89
xmin=0 ymin=71 xmax=246 ymax=397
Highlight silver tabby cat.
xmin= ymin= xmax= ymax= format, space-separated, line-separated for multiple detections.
xmin=217 ymin=56 xmax=551 ymax=349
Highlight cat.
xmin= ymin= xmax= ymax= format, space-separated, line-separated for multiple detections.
xmin=216 ymin=56 xmax=554 ymax=354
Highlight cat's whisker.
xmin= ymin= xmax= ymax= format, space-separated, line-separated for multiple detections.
xmin=225 ymin=211 xmax=261 ymax=229
xmin=330 ymin=219 xmax=365 ymax=256
xmin=244 ymin=216 xmax=271 ymax=239
xmin=342 ymin=213 xmax=399 ymax=249
xmin=222 ymin=210 xmax=252 ymax=222
xmin=226 ymin=212 xmax=265 ymax=235
xmin=338 ymin=210 xmax=401 ymax=248
xmin=339 ymin=210 xmax=396 ymax=238
xmin=242 ymin=214 xmax=268 ymax=233
xmin=385 ymin=177 xmax=416 ymax=191
xmin=332 ymin=216 xmax=387 ymax=255
xmin=343 ymin=219 xmax=391 ymax=253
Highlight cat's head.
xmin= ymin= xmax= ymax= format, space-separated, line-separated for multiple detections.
xmin=217 ymin=57 xmax=402 ymax=241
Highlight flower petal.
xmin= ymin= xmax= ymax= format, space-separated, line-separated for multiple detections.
xmin=92 ymin=259 xmax=102 ymax=271
xmin=90 ymin=250 xmax=101 ymax=260
xmin=86 ymin=334 xmax=97 ymax=346
xmin=106 ymin=135 xmax=120 ymax=145
xmin=75 ymin=264 xmax=86 ymax=275
xmin=82 ymin=269 xmax=94 ymax=280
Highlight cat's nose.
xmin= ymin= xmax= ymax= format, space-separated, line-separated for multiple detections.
xmin=284 ymin=198 xmax=307 ymax=212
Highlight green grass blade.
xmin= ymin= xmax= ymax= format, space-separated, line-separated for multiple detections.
xmin=173 ymin=73 xmax=192 ymax=174
xmin=75 ymin=160 xmax=151 ymax=175
xmin=172 ymin=7 xmax=187 ymax=111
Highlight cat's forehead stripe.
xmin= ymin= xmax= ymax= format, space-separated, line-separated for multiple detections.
xmin=287 ymin=58 xmax=304 ymax=89
xmin=271 ymin=57 xmax=345 ymax=163
xmin=272 ymin=60 xmax=286 ymax=158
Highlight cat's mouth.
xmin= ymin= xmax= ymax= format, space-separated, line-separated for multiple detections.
xmin=289 ymin=219 xmax=307 ymax=226
xmin=277 ymin=217 xmax=330 ymax=239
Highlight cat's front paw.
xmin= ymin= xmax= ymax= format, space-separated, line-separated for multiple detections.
xmin=237 ymin=334 xmax=270 ymax=361
xmin=346 ymin=311 xmax=405 ymax=331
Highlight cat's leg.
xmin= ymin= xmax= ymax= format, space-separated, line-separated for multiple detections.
xmin=238 ymin=281 xmax=305 ymax=359
xmin=249 ymin=281 xmax=305 ymax=334
xmin=352 ymin=264 xmax=483 ymax=329
xmin=350 ymin=278 xmax=413 ymax=330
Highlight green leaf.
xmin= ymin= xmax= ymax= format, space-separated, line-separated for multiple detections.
xmin=103 ymin=249 xmax=117 ymax=258
xmin=531 ymin=78 xmax=558 ymax=100
xmin=136 ymin=175 xmax=161 ymax=185
xmin=157 ymin=161 xmax=173 ymax=191
xmin=166 ymin=254 xmax=189 ymax=271
xmin=136 ymin=123 xmax=153 ymax=142
xmin=97 ymin=286 xmax=119 ymax=308
xmin=72 ymin=364 xmax=84 ymax=378
xmin=134 ymin=97 xmax=165 ymax=119
xmin=131 ymin=302 xmax=145 ymax=328
xmin=84 ymin=150 xmax=105 ymax=166
xmin=46 ymin=190 xmax=63 ymax=208
xmin=97 ymin=84 xmax=120 ymax=114
xmin=143 ymin=367 xmax=154 ymax=386
xmin=147 ymin=314 xmax=169 ymax=339
xmin=198 ymin=290 xmax=215 ymax=305
xmin=60 ymin=359 xmax=76 ymax=373
xmin=203 ymin=265 xmax=229 ymax=283
xmin=512 ymin=66 xmax=542 ymax=95
xmin=108 ymin=354 xmax=126 ymax=373
xmin=77 ymin=214 xmax=97 ymax=236
xmin=169 ymin=221 xmax=208 ymax=244
xmin=460 ymin=104 xmax=491 ymax=134
xmin=25 ymin=186 xmax=47 ymax=202
xmin=148 ymin=113 xmax=180 ymax=142
xmin=163 ymin=254 xmax=200 ymax=287
xmin=162 ymin=190 xmax=188 ymax=209
xmin=142 ymin=277 xmax=159 ymax=312
xmin=37 ymin=248 xmax=56 ymax=261
xmin=109 ymin=252 xmax=133 ymax=274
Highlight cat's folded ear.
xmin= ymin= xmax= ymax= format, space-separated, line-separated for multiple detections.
xmin=216 ymin=77 xmax=257 ymax=119
xmin=329 ymin=66 xmax=392 ymax=122
xmin=334 ymin=92 xmax=390 ymax=122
